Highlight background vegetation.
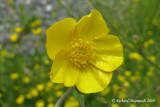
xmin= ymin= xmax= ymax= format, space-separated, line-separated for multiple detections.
xmin=0 ymin=0 xmax=160 ymax=107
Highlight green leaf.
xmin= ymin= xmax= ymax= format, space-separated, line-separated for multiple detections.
xmin=73 ymin=90 xmax=85 ymax=107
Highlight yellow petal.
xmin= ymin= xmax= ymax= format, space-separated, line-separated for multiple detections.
xmin=50 ymin=51 xmax=79 ymax=87
xmin=76 ymin=65 xmax=112 ymax=93
xmin=76 ymin=9 xmax=109 ymax=41
xmin=46 ymin=18 xmax=76 ymax=60
xmin=91 ymin=35 xmax=123 ymax=72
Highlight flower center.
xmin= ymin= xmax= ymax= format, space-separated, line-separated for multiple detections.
xmin=68 ymin=39 xmax=95 ymax=69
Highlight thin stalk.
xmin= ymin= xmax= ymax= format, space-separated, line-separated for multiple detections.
xmin=55 ymin=86 xmax=76 ymax=107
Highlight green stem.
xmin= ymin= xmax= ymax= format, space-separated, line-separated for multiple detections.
xmin=55 ymin=86 xmax=76 ymax=107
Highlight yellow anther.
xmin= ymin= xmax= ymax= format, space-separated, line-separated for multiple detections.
xmin=68 ymin=39 xmax=94 ymax=69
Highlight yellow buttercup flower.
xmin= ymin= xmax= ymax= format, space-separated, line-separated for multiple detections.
xmin=55 ymin=91 xmax=63 ymax=97
xmin=149 ymin=56 xmax=156 ymax=62
xmin=16 ymin=95 xmax=24 ymax=104
xmin=101 ymin=87 xmax=111 ymax=96
xmin=1 ymin=50 xmax=8 ymax=56
xmin=46 ymin=9 xmax=123 ymax=93
xmin=10 ymin=73 xmax=19 ymax=80
xmin=32 ymin=27 xmax=42 ymax=35
xmin=124 ymin=70 xmax=131 ymax=77
xmin=130 ymin=104 xmax=137 ymax=107
xmin=44 ymin=59 xmax=50 ymax=65
xmin=129 ymin=52 xmax=143 ymax=61
xmin=30 ymin=19 xmax=41 ymax=27
xmin=47 ymin=103 xmax=55 ymax=107
xmin=34 ymin=64 xmax=40 ymax=70
xmin=0 ymin=93 xmax=2 ymax=98
xmin=111 ymin=104 xmax=119 ymax=107
xmin=36 ymin=84 xmax=44 ymax=91
xmin=15 ymin=27 xmax=23 ymax=33
xmin=64 ymin=96 xmax=80 ymax=107
xmin=29 ymin=88 xmax=39 ymax=97
xmin=10 ymin=34 xmax=18 ymax=42
xmin=35 ymin=100 xmax=45 ymax=107
xmin=23 ymin=76 xmax=30 ymax=84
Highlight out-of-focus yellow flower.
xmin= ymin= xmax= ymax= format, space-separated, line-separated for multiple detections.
xmin=144 ymin=39 xmax=154 ymax=48
xmin=147 ymin=71 xmax=153 ymax=77
xmin=130 ymin=104 xmax=137 ymax=107
xmin=149 ymin=56 xmax=156 ymax=62
xmin=111 ymin=104 xmax=119 ymax=107
xmin=144 ymin=41 xmax=149 ymax=48
xmin=117 ymin=75 xmax=126 ymax=82
xmin=55 ymin=91 xmax=63 ymax=97
xmin=130 ymin=76 xmax=136 ymax=82
xmin=15 ymin=27 xmax=23 ymax=33
xmin=10 ymin=34 xmax=18 ymax=42
xmin=64 ymin=96 xmax=80 ymax=107
xmin=125 ymin=70 xmax=131 ymax=77
xmin=35 ymin=100 xmax=45 ymax=107
xmin=1 ymin=50 xmax=8 ymax=56
xmin=46 ymin=9 xmax=123 ymax=93
xmin=44 ymin=59 xmax=50 ymax=65
xmin=144 ymin=104 xmax=150 ymax=107
xmin=32 ymin=28 xmax=42 ymax=35
xmin=26 ymin=93 xmax=32 ymax=99
xmin=113 ymin=84 xmax=119 ymax=94
xmin=149 ymin=66 xmax=154 ymax=71
xmin=0 ymin=93 xmax=2 ymax=98
xmin=118 ymin=92 xmax=126 ymax=99
xmin=129 ymin=52 xmax=143 ymax=61
xmin=16 ymin=95 xmax=24 ymax=104
xmin=23 ymin=76 xmax=30 ymax=84
xmin=46 ymin=82 xmax=54 ymax=92
xmin=36 ymin=84 xmax=44 ymax=91
xmin=7 ymin=0 xmax=13 ymax=5
xmin=152 ymin=19 xmax=160 ymax=26
xmin=132 ymin=0 xmax=139 ymax=2
xmin=34 ymin=64 xmax=40 ymax=70
xmin=129 ymin=43 xmax=134 ymax=48
xmin=124 ymin=81 xmax=130 ymax=87
xmin=101 ymin=87 xmax=111 ymax=96
xmin=10 ymin=73 xmax=19 ymax=80
xmin=121 ymin=87 xmax=127 ymax=93
xmin=158 ymin=96 xmax=160 ymax=104
xmin=30 ymin=88 xmax=39 ymax=97
xmin=47 ymin=103 xmax=55 ymax=107
xmin=47 ymin=96 xmax=54 ymax=103
xmin=148 ymin=39 xmax=154 ymax=45
xmin=47 ymin=82 xmax=53 ymax=87
xmin=31 ymin=19 xmax=41 ymax=27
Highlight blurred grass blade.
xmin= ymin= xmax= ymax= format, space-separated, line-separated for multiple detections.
xmin=73 ymin=90 xmax=85 ymax=107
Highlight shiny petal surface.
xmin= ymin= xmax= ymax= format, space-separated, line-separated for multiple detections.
xmin=46 ymin=18 xmax=76 ymax=60
xmin=76 ymin=65 xmax=112 ymax=93
xmin=50 ymin=51 xmax=79 ymax=87
xmin=76 ymin=9 xmax=110 ymax=41
xmin=91 ymin=35 xmax=123 ymax=72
